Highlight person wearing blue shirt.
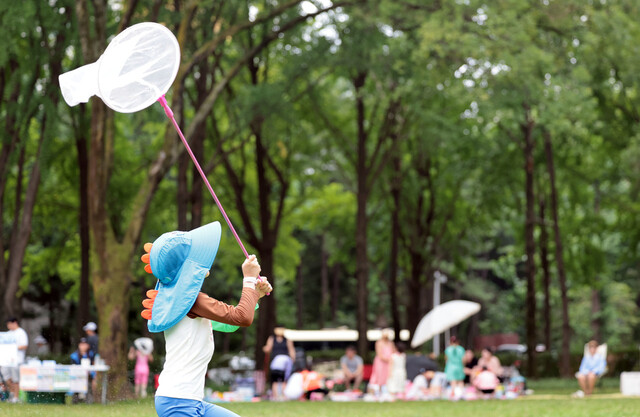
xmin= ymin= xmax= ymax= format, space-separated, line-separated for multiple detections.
xmin=70 ymin=337 xmax=95 ymax=365
xmin=70 ymin=337 xmax=97 ymax=399
xmin=576 ymin=340 xmax=606 ymax=397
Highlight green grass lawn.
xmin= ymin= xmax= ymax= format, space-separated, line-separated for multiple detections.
xmin=526 ymin=376 xmax=621 ymax=395
xmin=1 ymin=379 xmax=638 ymax=417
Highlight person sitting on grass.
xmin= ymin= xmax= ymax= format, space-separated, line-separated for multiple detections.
xmin=406 ymin=368 xmax=447 ymax=400
xmin=476 ymin=347 xmax=503 ymax=380
xmin=575 ymin=340 xmax=606 ymax=398
xmin=473 ymin=366 xmax=499 ymax=399
xmin=301 ymin=363 xmax=329 ymax=400
xmin=340 ymin=345 xmax=364 ymax=392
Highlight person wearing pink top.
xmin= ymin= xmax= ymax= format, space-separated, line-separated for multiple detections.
xmin=129 ymin=344 xmax=154 ymax=398
xmin=368 ymin=329 xmax=394 ymax=396
xmin=473 ymin=366 xmax=499 ymax=398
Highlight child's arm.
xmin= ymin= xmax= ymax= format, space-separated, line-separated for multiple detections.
xmin=187 ymin=254 xmax=271 ymax=326
xmin=187 ymin=288 xmax=260 ymax=326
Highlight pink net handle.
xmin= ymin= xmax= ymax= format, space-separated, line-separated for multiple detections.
xmin=158 ymin=96 xmax=269 ymax=293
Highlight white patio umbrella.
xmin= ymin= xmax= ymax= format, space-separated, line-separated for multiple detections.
xmin=410 ymin=300 xmax=481 ymax=348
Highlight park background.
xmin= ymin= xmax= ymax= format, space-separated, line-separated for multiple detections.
xmin=1 ymin=0 xmax=640 ymax=401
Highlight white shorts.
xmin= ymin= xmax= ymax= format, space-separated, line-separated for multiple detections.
xmin=1 ymin=366 xmax=19 ymax=382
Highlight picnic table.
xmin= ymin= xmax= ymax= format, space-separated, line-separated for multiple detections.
xmin=19 ymin=363 xmax=110 ymax=404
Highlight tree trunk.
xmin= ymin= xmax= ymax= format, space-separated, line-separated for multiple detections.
xmin=354 ymin=71 xmax=370 ymax=360
xmin=177 ymin=150 xmax=190 ymax=230
xmin=75 ymin=115 xmax=91 ymax=338
xmin=591 ymin=183 xmax=602 ymax=342
xmin=0 ymin=66 xmax=23 ymax=321
xmin=256 ymin=247 xmax=276 ymax=368
xmin=76 ymin=0 xmax=131 ymax=399
xmin=389 ymin=154 xmax=402 ymax=337
xmin=320 ymin=235 xmax=329 ymax=328
xmin=190 ymin=132 xmax=204 ymax=229
xmin=251 ymin=112 xmax=279 ymax=369
xmin=538 ymin=194 xmax=552 ymax=351
xmin=86 ymin=95 xmax=133 ymax=399
xmin=296 ymin=263 xmax=304 ymax=329
xmin=331 ymin=264 xmax=340 ymax=323
xmin=178 ymin=68 xmax=206 ymax=230
xmin=591 ymin=289 xmax=602 ymax=342
xmin=3 ymin=121 xmax=46 ymax=317
xmin=522 ymin=105 xmax=537 ymax=378
xmin=406 ymin=252 xmax=423 ymax=338
xmin=0 ymin=12 xmax=68 ymax=317
xmin=543 ymin=131 xmax=571 ymax=377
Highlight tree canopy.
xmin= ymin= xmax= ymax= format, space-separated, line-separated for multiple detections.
xmin=1 ymin=0 xmax=639 ymax=396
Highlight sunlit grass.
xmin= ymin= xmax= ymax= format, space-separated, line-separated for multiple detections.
xmin=1 ymin=379 xmax=638 ymax=417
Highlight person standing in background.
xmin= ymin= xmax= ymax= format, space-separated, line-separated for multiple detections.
xmin=2 ymin=318 xmax=29 ymax=403
xmin=444 ymin=336 xmax=465 ymax=399
xmin=387 ymin=342 xmax=407 ymax=397
xmin=368 ymin=329 xmax=394 ymax=396
xmin=129 ymin=340 xmax=154 ymax=398
xmin=83 ymin=322 xmax=99 ymax=355
xmin=263 ymin=324 xmax=295 ymax=400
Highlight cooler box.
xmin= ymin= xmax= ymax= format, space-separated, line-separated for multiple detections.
xmin=621 ymin=372 xmax=640 ymax=396
xmin=26 ymin=391 xmax=65 ymax=404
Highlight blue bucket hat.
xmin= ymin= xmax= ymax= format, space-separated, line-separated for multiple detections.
xmin=147 ymin=221 xmax=221 ymax=333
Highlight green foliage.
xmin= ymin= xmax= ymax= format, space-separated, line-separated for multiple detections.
xmin=3 ymin=0 xmax=640 ymax=366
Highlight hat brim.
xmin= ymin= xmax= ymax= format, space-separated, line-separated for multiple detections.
xmin=148 ymin=221 xmax=221 ymax=333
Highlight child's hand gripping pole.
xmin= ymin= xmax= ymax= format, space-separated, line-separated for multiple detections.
xmin=157 ymin=96 xmax=270 ymax=295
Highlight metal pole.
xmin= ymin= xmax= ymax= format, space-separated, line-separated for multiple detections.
xmin=433 ymin=271 xmax=448 ymax=356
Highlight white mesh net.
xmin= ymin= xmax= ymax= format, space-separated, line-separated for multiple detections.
xmin=59 ymin=22 xmax=180 ymax=113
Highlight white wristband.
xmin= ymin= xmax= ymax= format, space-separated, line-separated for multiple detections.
xmin=243 ymin=277 xmax=257 ymax=287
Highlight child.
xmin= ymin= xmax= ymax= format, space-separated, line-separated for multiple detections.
xmin=300 ymin=363 xmax=328 ymax=400
xmin=387 ymin=342 xmax=407 ymax=397
xmin=128 ymin=338 xmax=153 ymax=398
xmin=444 ymin=336 xmax=465 ymax=399
xmin=140 ymin=221 xmax=272 ymax=417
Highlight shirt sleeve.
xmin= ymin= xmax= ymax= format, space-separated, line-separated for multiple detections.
xmin=187 ymin=288 xmax=260 ymax=327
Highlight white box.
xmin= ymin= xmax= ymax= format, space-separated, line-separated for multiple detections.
xmin=621 ymin=372 xmax=640 ymax=396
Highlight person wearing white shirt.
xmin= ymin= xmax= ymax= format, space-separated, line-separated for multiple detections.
xmin=2 ymin=317 xmax=28 ymax=402
xmin=139 ymin=222 xmax=272 ymax=417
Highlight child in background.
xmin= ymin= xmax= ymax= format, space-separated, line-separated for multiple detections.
xmin=387 ymin=342 xmax=407 ymax=397
xmin=128 ymin=338 xmax=153 ymax=398
xmin=368 ymin=329 xmax=394 ymax=397
xmin=300 ymin=363 xmax=329 ymax=400
xmin=444 ymin=336 xmax=465 ymax=399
